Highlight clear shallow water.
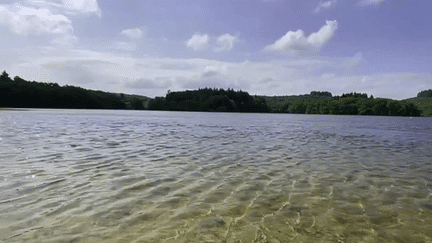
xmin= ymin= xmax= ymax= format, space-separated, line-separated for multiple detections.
xmin=0 ymin=109 xmax=431 ymax=243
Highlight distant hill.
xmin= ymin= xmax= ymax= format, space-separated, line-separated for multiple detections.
xmin=0 ymin=71 xmax=150 ymax=110
xmin=403 ymin=89 xmax=432 ymax=116
xmin=404 ymin=97 xmax=432 ymax=117
xmin=417 ymin=89 xmax=432 ymax=98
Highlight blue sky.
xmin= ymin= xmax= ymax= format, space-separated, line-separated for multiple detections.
xmin=0 ymin=0 xmax=431 ymax=99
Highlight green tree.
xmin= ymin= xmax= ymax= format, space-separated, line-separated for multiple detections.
xmin=148 ymin=97 xmax=167 ymax=110
xmin=358 ymin=99 xmax=374 ymax=115
xmin=281 ymin=103 xmax=290 ymax=113
xmin=405 ymin=103 xmax=421 ymax=116
xmin=291 ymin=100 xmax=307 ymax=113
xmin=131 ymin=98 xmax=145 ymax=110
xmin=339 ymin=98 xmax=358 ymax=115
xmin=319 ymin=100 xmax=330 ymax=114
xmin=0 ymin=71 xmax=11 ymax=82
xmin=371 ymin=99 xmax=388 ymax=116
xmin=417 ymin=89 xmax=432 ymax=98
xmin=387 ymin=100 xmax=401 ymax=116
xmin=0 ymin=73 xmax=127 ymax=109
xmin=328 ymin=100 xmax=341 ymax=114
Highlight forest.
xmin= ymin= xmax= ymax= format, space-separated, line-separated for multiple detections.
xmin=0 ymin=71 xmax=148 ymax=110
xmin=0 ymin=70 xmax=428 ymax=116
xmin=147 ymin=88 xmax=269 ymax=113
xmin=417 ymin=89 xmax=432 ymax=98
xmin=289 ymin=96 xmax=421 ymax=116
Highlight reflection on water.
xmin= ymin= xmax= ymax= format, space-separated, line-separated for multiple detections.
xmin=0 ymin=109 xmax=431 ymax=242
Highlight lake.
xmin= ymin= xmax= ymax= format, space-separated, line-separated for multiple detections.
xmin=0 ymin=109 xmax=431 ymax=242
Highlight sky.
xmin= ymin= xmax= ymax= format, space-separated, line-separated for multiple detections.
xmin=0 ymin=0 xmax=431 ymax=99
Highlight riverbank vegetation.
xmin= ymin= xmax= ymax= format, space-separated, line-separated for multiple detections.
xmin=1 ymin=70 xmax=430 ymax=116
xmin=288 ymin=96 xmax=421 ymax=116
xmin=148 ymin=88 xmax=269 ymax=113
xmin=404 ymin=97 xmax=432 ymax=117
xmin=0 ymin=71 xmax=149 ymax=110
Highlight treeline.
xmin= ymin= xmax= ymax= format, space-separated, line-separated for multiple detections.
xmin=335 ymin=92 xmax=368 ymax=99
xmin=418 ymin=89 xmax=432 ymax=98
xmin=289 ymin=96 xmax=421 ymax=116
xmin=0 ymin=70 xmax=427 ymax=116
xmin=265 ymin=91 xmax=365 ymax=113
xmin=148 ymin=88 xmax=269 ymax=112
xmin=310 ymin=91 xmax=333 ymax=98
xmin=0 ymin=71 xmax=147 ymax=110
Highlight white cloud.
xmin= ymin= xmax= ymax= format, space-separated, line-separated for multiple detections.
xmin=313 ymin=0 xmax=337 ymax=13
xmin=215 ymin=33 xmax=239 ymax=52
xmin=202 ymin=64 xmax=228 ymax=77
xmin=0 ymin=3 xmax=77 ymax=48
xmin=121 ymin=28 xmax=143 ymax=40
xmin=318 ymin=73 xmax=432 ymax=99
xmin=186 ymin=33 xmax=239 ymax=52
xmin=61 ymin=0 xmax=101 ymax=16
xmin=356 ymin=0 xmax=385 ymax=7
xmin=6 ymin=46 xmax=430 ymax=99
xmin=264 ymin=20 xmax=338 ymax=52
xmin=186 ymin=33 xmax=210 ymax=51
xmin=26 ymin=0 xmax=101 ymax=17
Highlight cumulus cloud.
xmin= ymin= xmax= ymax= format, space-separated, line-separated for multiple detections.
xmin=356 ymin=0 xmax=385 ymax=7
xmin=186 ymin=33 xmax=210 ymax=51
xmin=264 ymin=20 xmax=338 ymax=52
xmin=0 ymin=3 xmax=77 ymax=48
xmin=61 ymin=0 xmax=101 ymax=16
xmin=214 ymin=33 xmax=239 ymax=52
xmin=26 ymin=0 xmax=101 ymax=17
xmin=121 ymin=28 xmax=143 ymax=40
xmin=313 ymin=0 xmax=337 ymax=13
xmin=202 ymin=67 xmax=219 ymax=77
xmin=7 ymin=46 xmax=430 ymax=99
xmin=202 ymin=64 xmax=228 ymax=77
xmin=186 ymin=33 xmax=239 ymax=52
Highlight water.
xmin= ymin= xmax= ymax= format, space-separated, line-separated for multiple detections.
xmin=0 ymin=109 xmax=431 ymax=242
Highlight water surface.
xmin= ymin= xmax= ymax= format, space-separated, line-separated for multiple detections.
xmin=1 ymin=109 xmax=431 ymax=242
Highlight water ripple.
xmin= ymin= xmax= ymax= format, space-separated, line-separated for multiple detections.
xmin=0 ymin=110 xmax=431 ymax=242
